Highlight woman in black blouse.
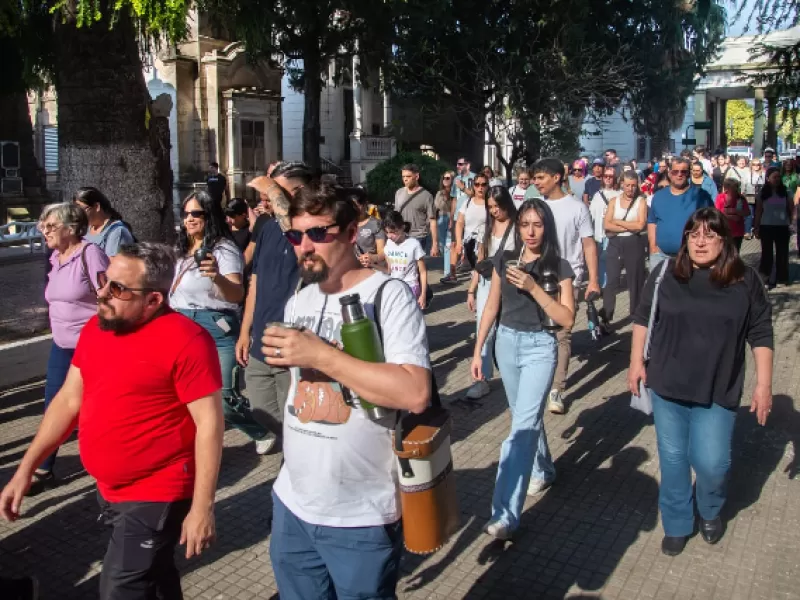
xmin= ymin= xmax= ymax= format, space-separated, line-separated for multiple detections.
xmin=628 ymin=207 xmax=773 ymax=557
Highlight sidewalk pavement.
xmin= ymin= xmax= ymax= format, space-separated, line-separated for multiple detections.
xmin=0 ymin=238 xmax=798 ymax=599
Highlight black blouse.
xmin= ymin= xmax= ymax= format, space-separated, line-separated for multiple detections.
xmin=633 ymin=263 xmax=773 ymax=408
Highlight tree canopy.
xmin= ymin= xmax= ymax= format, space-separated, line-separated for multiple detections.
xmin=727 ymin=99 xmax=755 ymax=143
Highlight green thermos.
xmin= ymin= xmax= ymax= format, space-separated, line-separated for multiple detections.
xmin=339 ymin=293 xmax=391 ymax=420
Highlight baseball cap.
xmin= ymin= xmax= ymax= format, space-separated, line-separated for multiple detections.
xmin=764 ymin=147 xmax=776 ymax=154
xmin=592 ymin=158 xmax=605 ymax=166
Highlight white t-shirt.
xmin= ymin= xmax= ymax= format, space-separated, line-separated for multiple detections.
xmin=170 ymin=238 xmax=243 ymax=312
xmin=487 ymin=223 xmax=516 ymax=256
xmin=589 ymin=189 xmax=622 ymax=243
xmin=385 ymin=237 xmax=425 ymax=287
xmin=273 ymin=271 xmax=430 ymax=527
xmin=543 ymin=194 xmax=594 ymax=284
xmin=458 ymin=197 xmax=487 ymax=240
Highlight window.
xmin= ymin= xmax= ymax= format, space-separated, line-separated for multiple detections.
xmin=240 ymin=120 xmax=265 ymax=172
xmin=44 ymin=127 xmax=59 ymax=172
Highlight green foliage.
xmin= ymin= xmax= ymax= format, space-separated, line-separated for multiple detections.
xmin=365 ymin=152 xmax=452 ymax=206
xmin=727 ymin=100 xmax=755 ymax=143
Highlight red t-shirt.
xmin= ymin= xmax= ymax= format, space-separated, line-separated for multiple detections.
xmin=714 ymin=193 xmax=750 ymax=238
xmin=73 ymin=311 xmax=222 ymax=503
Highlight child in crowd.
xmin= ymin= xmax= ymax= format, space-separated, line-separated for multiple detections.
xmin=715 ymin=178 xmax=750 ymax=251
xmin=381 ymin=210 xmax=428 ymax=309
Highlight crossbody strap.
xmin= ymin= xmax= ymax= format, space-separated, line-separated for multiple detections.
xmin=79 ymin=244 xmax=97 ymax=295
xmin=492 ymin=222 xmax=514 ymax=260
xmin=398 ymin=189 xmax=424 ymax=216
xmin=643 ymin=259 xmax=670 ymax=361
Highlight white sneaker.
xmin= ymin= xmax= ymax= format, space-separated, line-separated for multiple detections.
xmin=527 ymin=478 xmax=553 ymax=496
xmin=484 ymin=521 xmax=512 ymax=540
xmin=547 ymin=389 xmax=565 ymax=414
xmin=466 ymin=380 xmax=491 ymax=399
xmin=255 ymin=433 xmax=276 ymax=455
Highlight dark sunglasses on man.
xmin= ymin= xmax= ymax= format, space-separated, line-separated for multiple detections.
xmin=97 ymin=272 xmax=161 ymax=300
xmin=284 ymin=224 xmax=339 ymax=246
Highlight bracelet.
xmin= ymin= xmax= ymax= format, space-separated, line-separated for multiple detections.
xmin=467 ymin=290 xmax=476 ymax=295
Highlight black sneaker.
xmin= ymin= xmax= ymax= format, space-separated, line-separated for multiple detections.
xmin=26 ymin=471 xmax=56 ymax=497
xmin=440 ymin=273 xmax=459 ymax=285
xmin=0 ymin=576 xmax=39 ymax=600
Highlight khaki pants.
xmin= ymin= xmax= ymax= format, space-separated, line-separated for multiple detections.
xmin=244 ymin=358 xmax=291 ymax=439
xmin=553 ymin=284 xmax=582 ymax=393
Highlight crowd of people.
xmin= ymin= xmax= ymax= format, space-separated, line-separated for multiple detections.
xmin=0 ymin=143 xmax=788 ymax=598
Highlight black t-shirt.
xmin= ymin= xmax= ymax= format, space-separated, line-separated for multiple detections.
xmin=492 ymin=252 xmax=574 ymax=332
xmin=633 ymin=263 xmax=772 ymax=409
xmin=231 ymin=227 xmax=251 ymax=253
xmin=583 ymin=177 xmax=601 ymax=201
xmin=207 ymin=174 xmax=227 ymax=204
xmin=252 ymin=214 xmax=271 ymax=241
xmin=250 ymin=218 xmax=299 ymax=361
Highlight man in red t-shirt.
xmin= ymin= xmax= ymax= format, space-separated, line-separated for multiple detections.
xmin=0 ymin=243 xmax=224 ymax=599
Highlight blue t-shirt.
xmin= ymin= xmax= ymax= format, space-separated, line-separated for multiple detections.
xmin=647 ymin=186 xmax=713 ymax=256
xmin=250 ymin=218 xmax=299 ymax=361
xmin=696 ymin=176 xmax=718 ymax=200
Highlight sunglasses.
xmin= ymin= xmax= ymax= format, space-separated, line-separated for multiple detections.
xmin=182 ymin=209 xmax=206 ymax=219
xmin=473 ymin=182 xmax=488 ymax=188
xmin=603 ymin=174 xmax=615 ymax=179
xmin=442 ymin=176 xmax=452 ymax=180
xmin=457 ymin=162 xmax=466 ymax=166
xmin=670 ymin=169 xmax=689 ymax=176
xmin=97 ymin=271 xmax=158 ymax=300
xmin=284 ymin=223 xmax=339 ymax=246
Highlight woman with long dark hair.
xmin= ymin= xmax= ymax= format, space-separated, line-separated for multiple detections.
xmin=754 ymin=167 xmax=794 ymax=287
xmin=73 ymin=186 xmax=134 ymax=256
xmin=172 ymin=191 xmax=270 ymax=450
xmin=472 ymin=198 xmax=576 ymax=540
xmin=435 ymin=171 xmax=455 ymax=279
xmin=628 ymin=207 xmax=773 ymax=556
xmin=464 ymin=186 xmax=517 ymax=399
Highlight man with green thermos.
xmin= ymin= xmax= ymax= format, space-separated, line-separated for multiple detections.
xmin=260 ymin=184 xmax=432 ymax=600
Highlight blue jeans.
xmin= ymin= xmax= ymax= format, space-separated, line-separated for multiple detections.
xmin=745 ymin=202 xmax=755 ymax=235
xmin=597 ymin=239 xmax=608 ymax=288
xmin=491 ymin=326 xmax=557 ymax=531
xmin=475 ymin=275 xmax=495 ymax=380
xmin=178 ymin=309 xmax=267 ymax=440
xmin=437 ymin=214 xmax=451 ymax=276
xmin=270 ymin=492 xmax=403 ymax=600
xmin=41 ymin=342 xmax=75 ymax=472
xmin=649 ymin=251 xmax=672 ymax=272
xmin=651 ymin=390 xmax=737 ymax=537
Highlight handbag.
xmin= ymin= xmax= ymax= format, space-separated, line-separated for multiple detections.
xmin=374 ymin=280 xmax=459 ymax=554
xmin=630 ymin=259 xmax=669 ymax=415
xmin=474 ymin=222 xmax=513 ymax=278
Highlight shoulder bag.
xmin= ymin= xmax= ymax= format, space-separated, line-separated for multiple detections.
xmin=374 ymin=280 xmax=459 ymax=555
xmin=630 ymin=259 xmax=669 ymax=415
xmin=79 ymin=244 xmax=97 ymax=295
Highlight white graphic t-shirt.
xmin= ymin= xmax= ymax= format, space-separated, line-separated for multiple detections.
xmin=384 ymin=237 xmax=425 ymax=288
xmin=273 ymin=271 xmax=430 ymax=527
xmin=544 ymin=194 xmax=594 ymax=285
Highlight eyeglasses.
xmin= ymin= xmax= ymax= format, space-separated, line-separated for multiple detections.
xmin=473 ymin=182 xmax=488 ymax=188
xmin=456 ymin=162 xmax=465 ymax=166
xmin=284 ymin=223 xmax=339 ymax=246
xmin=686 ymin=230 xmax=721 ymax=243
xmin=97 ymin=271 xmax=158 ymax=300
xmin=182 ymin=210 xmax=206 ymax=219
xmin=442 ymin=176 xmax=452 ymax=180
xmin=38 ymin=222 xmax=62 ymax=234
xmin=670 ymin=169 xmax=689 ymax=176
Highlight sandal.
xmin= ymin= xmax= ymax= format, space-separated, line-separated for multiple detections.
xmin=26 ymin=471 xmax=57 ymax=497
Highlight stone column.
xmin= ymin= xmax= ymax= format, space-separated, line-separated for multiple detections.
xmin=693 ymin=91 xmax=708 ymax=147
xmin=766 ymin=95 xmax=778 ymax=151
xmin=717 ymin=99 xmax=727 ymax=152
xmin=352 ymin=55 xmax=363 ymax=135
xmin=753 ymin=88 xmax=765 ymax=158
xmin=223 ymin=93 xmax=241 ymax=196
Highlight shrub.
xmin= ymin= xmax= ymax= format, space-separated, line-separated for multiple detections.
xmin=365 ymin=152 xmax=453 ymax=206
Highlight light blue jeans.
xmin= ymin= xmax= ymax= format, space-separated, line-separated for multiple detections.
xmin=475 ymin=275 xmax=494 ymax=380
xmin=491 ymin=325 xmax=557 ymax=531
xmin=651 ymin=390 xmax=737 ymax=537
xmin=437 ymin=214 xmax=451 ymax=276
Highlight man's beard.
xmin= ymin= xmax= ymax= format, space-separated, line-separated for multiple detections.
xmin=97 ymin=301 xmax=139 ymax=334
xmin=299 ymin=253 xmax=329 ymax=285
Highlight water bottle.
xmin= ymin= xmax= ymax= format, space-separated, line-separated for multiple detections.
xmin=540 ymin=269 xmax=561 ymax=331
xmin=585 ymin=292 xmax=603 ymax=341
xmin=339 ymin=293 xmax=392 ymax=420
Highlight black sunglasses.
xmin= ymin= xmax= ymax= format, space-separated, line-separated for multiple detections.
xmin=182 ymin=209 xmax=206 ymax=219
xmin=97 ymin=272 xmax=158 ymax=300
xmin=473 ymin=181 xmax=488 ymax=187
xmin=284 ymin=223 xmax=339 ymax=246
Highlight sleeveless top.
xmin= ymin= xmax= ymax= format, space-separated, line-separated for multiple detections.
xmin=612 ymin=196 xmax=642 ymax=237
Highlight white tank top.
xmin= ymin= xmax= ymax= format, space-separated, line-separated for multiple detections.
xmin=612 ymin=196 xmax=641 ymax=237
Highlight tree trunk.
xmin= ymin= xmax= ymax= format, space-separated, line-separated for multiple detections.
xmin=302 ymin=53 xmax=323 ymax=175
xmin=0 ymin=91 xmax=43 ymax=191
xmin=53 ymin=7 xmax=173 ymax=242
